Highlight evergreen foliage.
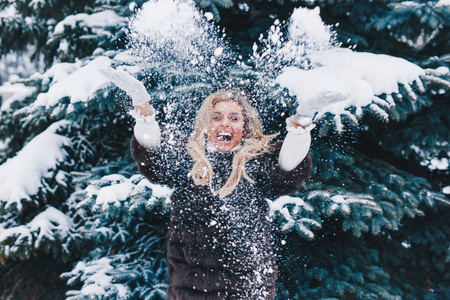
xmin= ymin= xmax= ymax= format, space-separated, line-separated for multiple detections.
xmin=0 ymin=0 xmax=449 ymax=299
xmin=306 ymin=0 xmax=450 ymax=56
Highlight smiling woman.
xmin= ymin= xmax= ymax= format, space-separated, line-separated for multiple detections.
xmin=187 ymin=91 xmax=278 ymax=197
xmin=130 ymin=90 xmax=314 ymax=299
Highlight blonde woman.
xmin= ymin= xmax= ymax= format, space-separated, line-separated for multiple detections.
xmin=130 ymin=90 xmax=313 ymax=299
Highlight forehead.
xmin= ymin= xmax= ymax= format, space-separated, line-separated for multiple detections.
xmin=212 ymin=101 xmax=242 ymax=113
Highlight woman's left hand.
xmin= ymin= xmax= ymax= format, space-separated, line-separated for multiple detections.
xmin=286 ymin=114 xmax=316 ymax=132
xmin=292 ymin=115 xmax=313 ymax=129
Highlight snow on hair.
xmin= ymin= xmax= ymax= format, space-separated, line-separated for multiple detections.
xmin=187 ymin=90 xmax=278 ymax=197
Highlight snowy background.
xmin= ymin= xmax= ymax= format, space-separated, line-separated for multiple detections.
xmin=0 ymin=0 xmax=449 ymax=299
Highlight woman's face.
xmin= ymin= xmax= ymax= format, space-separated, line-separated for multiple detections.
xmin=208 ymin=101 xmax=245 ymax=152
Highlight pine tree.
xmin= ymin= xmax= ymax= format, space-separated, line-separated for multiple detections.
xmin=0 ymin=0 xmax=449 ymax=299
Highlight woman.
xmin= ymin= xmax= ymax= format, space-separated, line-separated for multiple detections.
xmin=130 ymin=91 xmax=313 ymax=299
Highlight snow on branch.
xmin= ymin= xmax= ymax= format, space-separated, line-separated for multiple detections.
xmin=267 ymin=195 xmax=320 ymax=240
xmin=421 ymin=68 xmax=450 ymax=89
xmin=276 ymin=48 xmax=428 ymax=125
xmin=33 ymin=57 xmax=113 ymax=108
xmin=29 ymin=206 xmax=74 ymax=247
xmin=0 ymin=206 xmax=74 ymax=261
xmin=76 ymin=174 xmax=173 ymax=214
xmin=38 ymin=61 xmax=83 ymax=86
xmin=53 ymin=10 xmax=127 ymax=36
xmin=62 ymin=223 xmax=168 ymax=299
xmin=62 ymin=257 xmax=130 ymax=299
xmin=307 ymin=190 xmax=381 ymax=217
xmin=328 ymin=194 xmax=380 ymax=216
xmin=306 ymin=190 xmax=412 ymax=237
xmin=0 ymin=81 xmax=36 ymax=111
xmin=420 ymin=190 xmax=450 ymax=207
xmin=0 ymin=120 xmax=70 ymax=211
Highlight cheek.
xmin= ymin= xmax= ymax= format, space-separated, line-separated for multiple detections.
xmin=208 ymin=122 xmax=217 ymax=134
xmin=208 ymin=124 xmax=218 ymax=134
xmin=235 ymin=123 xmax=245 ymax=137
xmin=207 ymin=125 xmax=220 ymax=142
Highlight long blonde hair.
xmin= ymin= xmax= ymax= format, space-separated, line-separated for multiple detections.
xmin=187 ymin=91 xmax=278 ymax=197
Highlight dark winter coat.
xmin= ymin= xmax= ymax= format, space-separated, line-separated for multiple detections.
xmin=130 ymin=131 xmax=312 ymax=300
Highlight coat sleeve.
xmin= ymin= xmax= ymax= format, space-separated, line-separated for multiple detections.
xmin=262 ymin=141 xmax=313 ymax=197
xmin=129 ymin=107 xmax=188 ymax=187
xmin=130 ymin=134 xmax=165 ymax=184
xmin=130 ymin=125 xmax=184 ymax=187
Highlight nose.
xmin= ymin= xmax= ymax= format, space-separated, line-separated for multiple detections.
xmin=219 ymin=118 xmax=231 ymax=128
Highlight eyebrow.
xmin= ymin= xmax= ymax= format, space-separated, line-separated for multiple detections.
xmin=211 ymin=112 xmax=242 ymax=117
xmin=212 ymin=111 xmax=242 ymax=115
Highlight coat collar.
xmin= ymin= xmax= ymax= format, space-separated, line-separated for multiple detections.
xmin=206 ymin=142 xmax=243 ymax=153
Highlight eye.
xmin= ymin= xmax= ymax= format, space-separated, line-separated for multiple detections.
xmin=212 ymin=116 xmax=221 ymax=121
xmin=230 ymin=116 xmax=241 ymax=122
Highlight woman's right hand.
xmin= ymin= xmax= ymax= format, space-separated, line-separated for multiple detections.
xmin=135 ymin=102 xmax=154 ymax=117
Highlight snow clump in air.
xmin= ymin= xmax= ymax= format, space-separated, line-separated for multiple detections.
xmin=287 ymin=7 xmax=337 ymax=52
xmin=252 ymin=7 xmax=338 ymax=75
xmin=127 ymin=0 xmax=230 ymax=72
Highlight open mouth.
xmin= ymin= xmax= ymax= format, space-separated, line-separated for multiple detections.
xmin=217 ymin=132 xmax=232 ymax=141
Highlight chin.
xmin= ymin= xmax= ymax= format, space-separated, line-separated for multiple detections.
xmin=217 ymin=146 xmax=232 ymax=152
xmin=215 ymin=142 xmax=238 ymax=152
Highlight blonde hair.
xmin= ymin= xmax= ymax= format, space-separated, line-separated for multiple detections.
xmin=187 ymin=90 xmax=278 ymax=197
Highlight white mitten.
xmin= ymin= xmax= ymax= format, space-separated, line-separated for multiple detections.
xmin=99 ymin=68 xmax=151 ymax=106
xmin=286 ymin=114 xmax=316 ymax=134
xmin=278 ymin=114 xmax=315 ymax=171
xmin=100 ymin=68 xmax=161 ymax=148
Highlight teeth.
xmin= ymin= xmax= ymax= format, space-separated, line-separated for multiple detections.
xmin=217 ymin=132 xmax=232 ymax=141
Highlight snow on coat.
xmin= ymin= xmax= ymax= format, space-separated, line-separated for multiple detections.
xmin=130 ymin=130 xmax=312 ymax=300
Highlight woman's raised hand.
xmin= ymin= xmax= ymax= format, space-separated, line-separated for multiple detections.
xmin=135 ymin=101 xmax=154 ymax=117
xmin=286 ymin=114 xmax=316 ymax=132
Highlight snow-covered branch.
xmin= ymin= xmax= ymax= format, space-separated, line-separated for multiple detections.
xmin=0 ymin=121 xmax=71 ymax=211
xmin=268 ymin=195 xmax=321 ymax=240
xmin=76 ymin=174 xmax=173 ymax=214
xmin=0 ymin=206 xmax=75 ymax=261
xmin=62 ymin=257 xmax=131 ymax=299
